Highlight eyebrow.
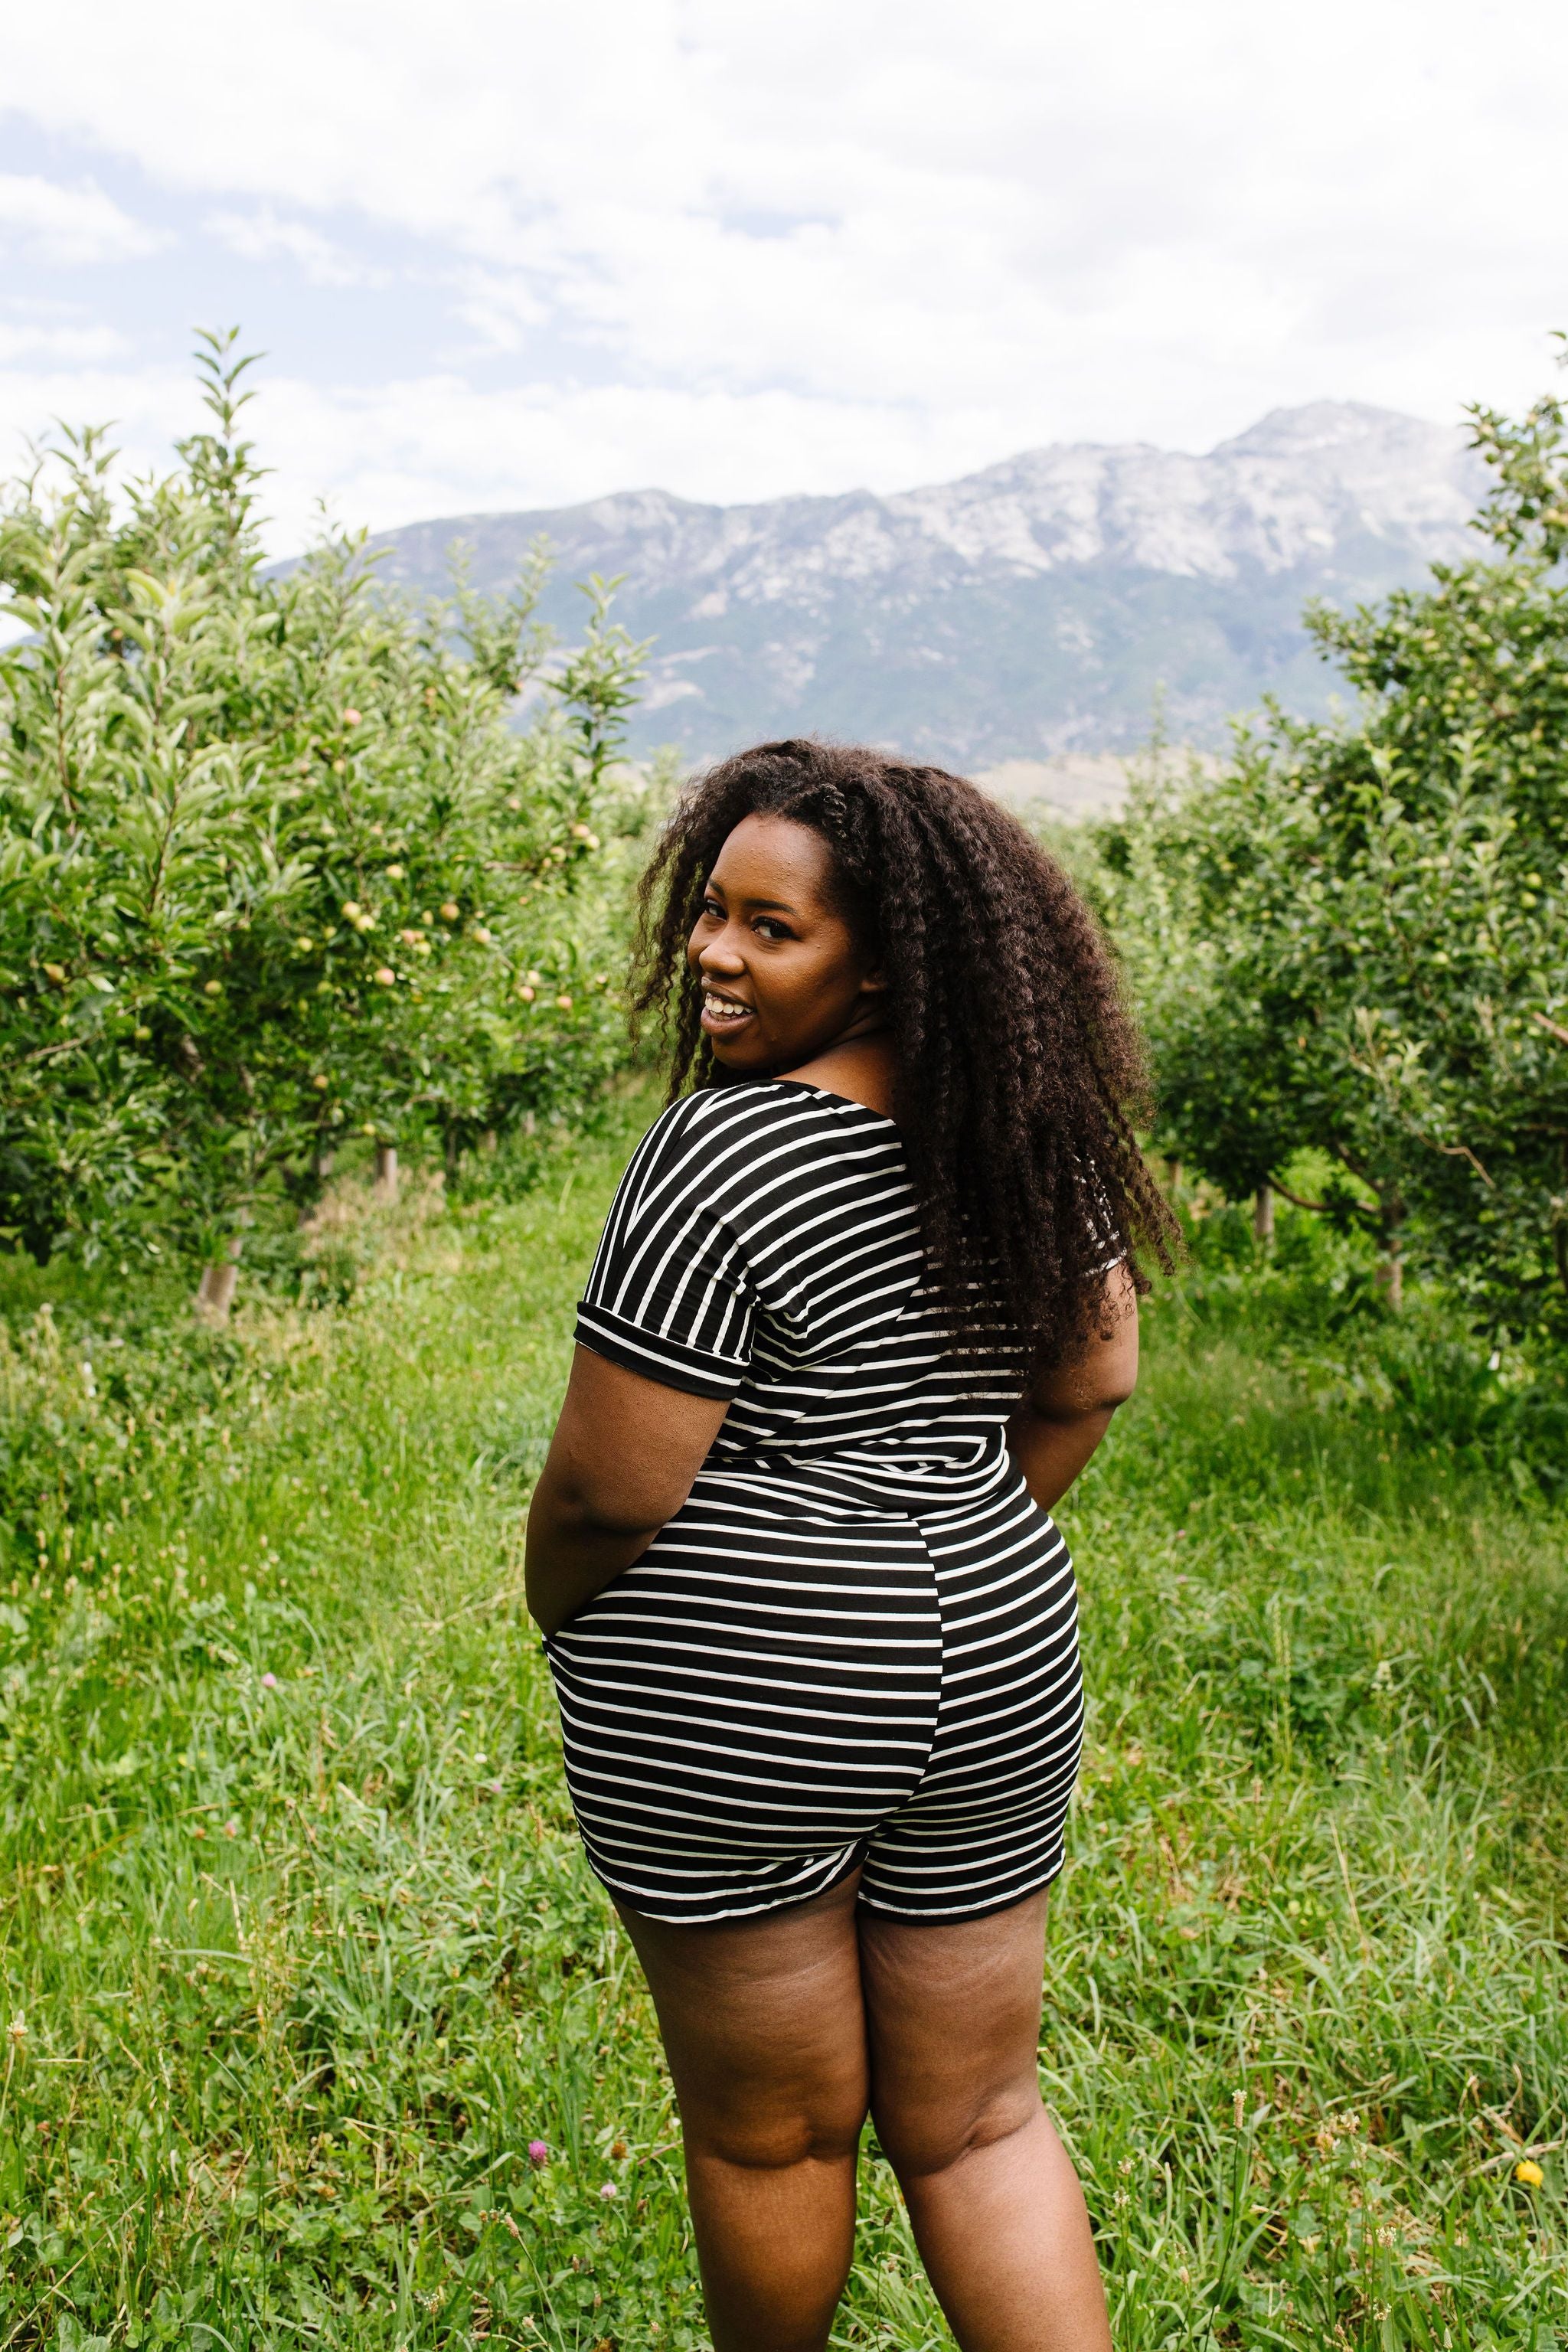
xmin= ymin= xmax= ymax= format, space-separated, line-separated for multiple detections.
xmin=706 ymin=885 xmax=801 ymax=915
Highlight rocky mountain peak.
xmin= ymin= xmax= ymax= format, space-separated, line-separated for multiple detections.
xmin=1214 ymin=400 xmax=1429 ymax=459
xmin=366 ymin=401 xmax=1490 ymax=766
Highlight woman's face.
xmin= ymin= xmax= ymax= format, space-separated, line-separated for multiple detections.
xmin=687 ymin=812 xmax=885 ymax=1073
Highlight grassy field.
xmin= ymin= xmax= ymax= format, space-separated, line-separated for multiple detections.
xmin=1 ymin=1096 xmax=1564 ymax=2350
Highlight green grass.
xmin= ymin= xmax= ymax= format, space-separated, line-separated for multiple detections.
xmin=1 ymin=1103 xmax=1564 ymax=2349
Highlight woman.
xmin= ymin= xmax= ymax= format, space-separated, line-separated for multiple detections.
xmin=526 ymin=739 xmax=1171 ymax=2351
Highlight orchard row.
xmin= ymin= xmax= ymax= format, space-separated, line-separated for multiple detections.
xmin=1089 ymin=358 xmax=1568 ymax=1340
xmin=1 ymin=335 xmax=654 ymax=1297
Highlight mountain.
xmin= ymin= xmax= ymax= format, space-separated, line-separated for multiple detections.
xmin=364 ymin=403 xmax=1488 ymax=766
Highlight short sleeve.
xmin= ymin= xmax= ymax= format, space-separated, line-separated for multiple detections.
xmin=574 ymin=1101 xmax=758 ymax=1399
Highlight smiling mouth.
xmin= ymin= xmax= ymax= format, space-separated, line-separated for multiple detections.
xmin=701 ymin=988 xmax=755 ymax=1031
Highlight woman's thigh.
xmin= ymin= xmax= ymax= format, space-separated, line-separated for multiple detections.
xmin=858 ymin=1890 xmax=1050 ymax=2174
xmin=616 ymin=1867 xmax=871 ymax=2165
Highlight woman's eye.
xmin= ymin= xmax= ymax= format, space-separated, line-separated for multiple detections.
xmin=754 ymin=916 xmax=792 ymax=941
xmin=701 ymin=899 xmax=724 ymax=922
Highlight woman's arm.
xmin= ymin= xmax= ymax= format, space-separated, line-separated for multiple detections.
xmin=1004 ymin=1261 xmax=1139 ymax=1513
xmin=524 ymin=1345 xmax=730 ymax=1637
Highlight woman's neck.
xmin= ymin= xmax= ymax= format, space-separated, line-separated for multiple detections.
xmin=776 ymin=1031 xmax=896 ymax=1121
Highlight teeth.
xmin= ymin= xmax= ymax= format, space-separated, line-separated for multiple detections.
xmin=703 ymin=990 xmax=751 ymax=1021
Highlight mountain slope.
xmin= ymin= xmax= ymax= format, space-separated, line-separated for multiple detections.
xmin=365 ymin=403 xmax=1487 ymax=763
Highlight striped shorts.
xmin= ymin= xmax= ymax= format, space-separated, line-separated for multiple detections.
xmin=544 ymin=1434 xmax=1084 ymax=1926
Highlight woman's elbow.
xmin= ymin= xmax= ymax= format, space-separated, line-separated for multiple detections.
xmin=541 ymin=1465 xmax=680 ymax=1541
xmin=1027 ymin=1350 xmax=1138 ymax=1425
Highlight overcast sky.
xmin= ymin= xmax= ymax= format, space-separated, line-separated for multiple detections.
xmin=2 ymin=0 xmax=1566 ymax=550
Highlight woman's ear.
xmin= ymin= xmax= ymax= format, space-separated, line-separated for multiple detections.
xmin=860 ymin=964 xmax=889 ymax=995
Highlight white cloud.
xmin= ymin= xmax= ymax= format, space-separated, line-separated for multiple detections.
xmin=0 ymin=172 xmax=165 ymax=266
xmin=0 ymin=0 xmax=1566 ymax=529
xmin=0 ymin=320 xmax=128 ymax=364
xmin=0 ymin=358 xmax=197 ymax=485
xmin=0 ymin=353 xmax=1024 ymax=553
xmin=247 ymin=371 xmax=1023 ymax=546
xmin=206 ymin=204 xmax=390 ymax=288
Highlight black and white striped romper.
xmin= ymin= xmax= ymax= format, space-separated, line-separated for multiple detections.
xmin=544 ymin=1078 xmax=1086 ymax=1926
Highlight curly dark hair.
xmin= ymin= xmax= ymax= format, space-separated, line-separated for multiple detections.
xmin=634 ymin=738 xmax=1175 ymax=1368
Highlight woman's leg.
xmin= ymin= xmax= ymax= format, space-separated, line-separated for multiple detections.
xmin=616 ymin=1869 xmax=869 ymax=2352
xmin=859 ymin=1890 xmax=1112 ymax=2352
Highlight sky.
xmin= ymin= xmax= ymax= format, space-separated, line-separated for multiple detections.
xmin=2 ymin=0 xmax=1566 ymax=552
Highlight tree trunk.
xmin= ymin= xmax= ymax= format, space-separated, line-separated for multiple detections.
xmin=480 ymin=1127 xmax=498 ymax=1156
xmin=1164 ymin=1156 xmax=1183 ymax=1197
xmin=194 ymin=1240 xmax=241 ymax=1321
xmin=1376 ymin=1227 xmax=1404 ymax=1312
xmin=296 ymin=1143 xmax=335 ymax=1228
xmin=374 ymin=1143 xmax=400 ymax=1204
xmin=1253 ymin=1184 xmax=1275 ymax=1246
xmin=443 ymin=1127 xmax=462 ymax=1183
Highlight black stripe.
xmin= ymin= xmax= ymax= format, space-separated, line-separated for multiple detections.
xmin=550 ymin=1080 xmax=1086 ymax=1925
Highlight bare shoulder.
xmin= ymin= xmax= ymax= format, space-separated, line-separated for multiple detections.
xmin=776 ymin=1038 xmax=897 ymax=1120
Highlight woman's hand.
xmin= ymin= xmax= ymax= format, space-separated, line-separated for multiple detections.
xmin=525 ymin=1347 xmax=730 ymax=1636
xmin=1004 ymin=1261 xmax=1138 ymax=1514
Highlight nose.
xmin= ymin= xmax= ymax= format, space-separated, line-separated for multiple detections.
xmin=697 ymin=918 xmax=746 ymax=975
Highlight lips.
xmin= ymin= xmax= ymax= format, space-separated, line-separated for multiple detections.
xmin=701 ymin=985 xmax=755 ymax=1033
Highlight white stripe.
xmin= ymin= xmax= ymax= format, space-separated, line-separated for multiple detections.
xmin=554 ymin=1077 xmax=1095 ymax=1925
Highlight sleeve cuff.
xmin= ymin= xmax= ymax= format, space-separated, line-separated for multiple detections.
xmin=573 ymin=1302 xmax=750 ymax=1400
